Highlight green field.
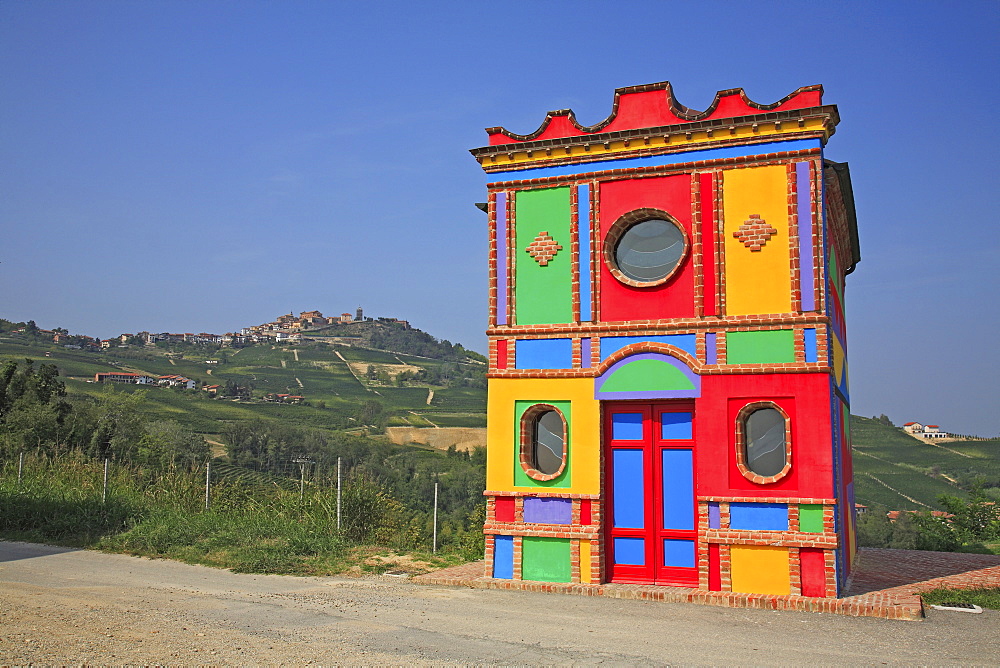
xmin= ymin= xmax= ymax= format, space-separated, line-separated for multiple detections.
xmin=851 ymin=416 xmax=1000 ymax=511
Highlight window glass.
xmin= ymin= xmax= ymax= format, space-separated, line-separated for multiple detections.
xmin=533 ymin=410 xmax=565 ymax=475
xmin=614 ymin=219 xmax=685 ymax=283
xmin=744 ymin=408 xmax=786 ymax=477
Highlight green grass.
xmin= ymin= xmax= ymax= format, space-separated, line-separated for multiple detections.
xmin=921 ymin=587 xmax=1000 ymax=610
xmin=0 ymin=452 xmax=467 ymax=576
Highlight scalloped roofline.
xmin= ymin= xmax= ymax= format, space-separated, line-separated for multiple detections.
xmin=485 ymin=81 xmax=824 ymax=146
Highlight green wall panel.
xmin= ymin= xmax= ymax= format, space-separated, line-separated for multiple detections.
xmin=514 ymin=188 xmax=573 ymax=325
xmin=725 ymin=330 xmax=795 ymax=364
xmin=521 ymin=537 xmax=572 ymax=582
xmin=513 ymin=400 xmax=571 ymax=488
xmin=799 ymin=504 xmax=825 ymax=533
xmin=599 ymin=358 xmax=696 ymax=393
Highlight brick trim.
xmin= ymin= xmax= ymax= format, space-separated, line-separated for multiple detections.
xmin=787 ymin=162 xmax=803 ymax=313
xmin=704 ymin=530 xmax=838 ymax=549
xmin=484 ymin=149 xmax=823 ymax=191
xmin=486 ymin=490 xmax=602 ymax=500
xmin=484 ymin=524 xmax=601 ymax=540
xmin=595 ymin=341 xmax=702 ymax=376
xmin=697 ymin=496 xmax=836 ymax=504
xmin=488 ymin=191 xmax=498 ymax=328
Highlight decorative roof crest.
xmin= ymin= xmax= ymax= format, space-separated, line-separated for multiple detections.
xmin=485 ymin=81 xmax=824 ymax=146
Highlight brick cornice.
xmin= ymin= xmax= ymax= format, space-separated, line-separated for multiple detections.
xmin=487 ymin=312 xmax=831 ymax=337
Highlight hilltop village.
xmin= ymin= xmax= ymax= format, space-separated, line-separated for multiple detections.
xmin=114 ymin=308 xmax=409 ymax=348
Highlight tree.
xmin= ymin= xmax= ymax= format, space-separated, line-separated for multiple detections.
xmin=136 ymin=420 xmax=209 ymax=470
xmin=87 ymin=388 xmax=146 ymax=461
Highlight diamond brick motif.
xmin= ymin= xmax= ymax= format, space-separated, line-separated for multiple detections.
xmin=733 ymin=214 xmax=778 ymax=251
xmin=525 ymin=231 xmax=563 ymax=266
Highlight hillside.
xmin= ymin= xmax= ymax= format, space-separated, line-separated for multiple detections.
xmin=0 ymin=334 xmax=486 ymax=437
xmin=6 ymin=328 xmax=998 ymax=512
xmin=850 ymin=416 xmax=1000 ymax=511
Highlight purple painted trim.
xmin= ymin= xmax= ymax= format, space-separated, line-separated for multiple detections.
xmin=708 ymin=502 xmax=721 ymax=529
xmin=496 ymin=192 xmax=507 ymax=325
xmin=594 ymin=352 xmax=701 ymax=399
xmin=597 ymin=389 xmax=699 ymax=400
xmin=523 ymin=497 xmax=572 ymax=524
xmin=705 ymin=332 xmax=717 ymax=365
xmin=580 ymin=337 xmax=591 ymax=368
xmin=797 ymin=161 xmax=815 ymax=312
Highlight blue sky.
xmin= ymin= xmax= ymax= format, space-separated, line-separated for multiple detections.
xmin=2 ymin=0 xmax=997 ymax=435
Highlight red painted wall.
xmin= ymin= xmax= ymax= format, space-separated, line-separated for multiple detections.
xmin=598 ymin=176 xmax=696 ymax=323
xmin=694 ymin=373 xmax=834 ymax=499
xmin=799 ymin=547 xmax=827 ymax=596
xmin=495 ymin=496 xmax=515 ymax=522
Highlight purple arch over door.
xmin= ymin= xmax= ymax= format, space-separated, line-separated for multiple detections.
xmin=595 ymin=352 xmax=701 ymax=400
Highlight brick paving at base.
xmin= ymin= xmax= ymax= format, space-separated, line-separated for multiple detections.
xmin=413 ymin=548 xmax=1000 ymax=621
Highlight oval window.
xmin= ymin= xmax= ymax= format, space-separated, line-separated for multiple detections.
xmin=520 ymin=405 xmax=567 ymax=481
xmin=744 ymin=407 xmax=787 ymax=478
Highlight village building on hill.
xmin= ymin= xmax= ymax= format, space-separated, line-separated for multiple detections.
xmin=903 ymin=422 xmax=950 ymax=439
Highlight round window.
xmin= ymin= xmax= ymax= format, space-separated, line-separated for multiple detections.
xmin=519 ymin=405 xmax=567 ymax=481
xmin=605 ymin=209 xmax=688 ymax=287
xmin=744 ymin=407 xmax=787 ymax=478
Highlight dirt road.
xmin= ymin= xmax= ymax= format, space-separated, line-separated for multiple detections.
xmin=1 ymin=541 xmax=997 ymax=665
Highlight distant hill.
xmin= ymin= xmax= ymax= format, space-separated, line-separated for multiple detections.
xmin=0 ymin=331 xmax=486 ymax=437
xmin=850 ymin=416 xmax=1000 ymax=511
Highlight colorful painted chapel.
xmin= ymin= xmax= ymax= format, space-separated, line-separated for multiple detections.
xmin=472 ymin=81 xmax=860 ymax=597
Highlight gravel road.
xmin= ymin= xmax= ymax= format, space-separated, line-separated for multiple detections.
xmin=1 ymin=541 xmax=997 ymax=665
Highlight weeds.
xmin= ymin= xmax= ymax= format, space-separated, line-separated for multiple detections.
xmin=0 ymin=452 xmax=477 ymax=576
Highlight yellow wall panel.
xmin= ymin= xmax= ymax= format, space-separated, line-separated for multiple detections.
xmin=579 ymin=540 xmax=592 ymax=583
xmin=486 ymin=377 xmax=600 ymax=494
xmin=730 ymin=545 xmax=791 ymax=595
xmin=723 ymin=165 xmax=793 ymax=316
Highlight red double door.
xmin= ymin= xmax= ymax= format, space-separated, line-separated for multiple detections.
xmin=605 ymin=402 xmax=698 ymax=586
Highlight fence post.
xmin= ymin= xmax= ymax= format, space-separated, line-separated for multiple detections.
xmin=18 ymin=452 xmax=24 ymax=485
xmin=336 ymin=456 xmax=342 ymax=531
xmin=102 ymin=458 xmax=109 ymax=504
xmin=205 ymin=460 xmax=211 ymax=510
xmin=433 ymin=481 xmax=439 ymax=554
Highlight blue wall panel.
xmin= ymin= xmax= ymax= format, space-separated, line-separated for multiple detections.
xmin=600 ymin=334 xmax=697 ymax=360
xmin=661 ymin=449 xmax=694 ymax=530
xmin=488 ymin=138 xmax=823 ymax=180
xmin=493 ymin=535 xmax=514 ymax=579
xmin=515 ymin=338 xmax=573 ymax=369
xmin=729 ymin=503 xmax=789 ymax=531
xmin=804 ymin=328 xmax=818 ymax=363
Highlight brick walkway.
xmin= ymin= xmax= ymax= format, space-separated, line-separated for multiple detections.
xmin=413 ymin=548 xmax=1000 ymax=621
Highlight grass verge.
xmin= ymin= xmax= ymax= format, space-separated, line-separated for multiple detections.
xmin=921 ymin=587 xmax=1000 ymax=610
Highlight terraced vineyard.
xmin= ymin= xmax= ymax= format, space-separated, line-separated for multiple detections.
xmin=850 ymin=416 xmax=1000 ymax=510
xmin=2 ymin=336 xmax=486 ymax=437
